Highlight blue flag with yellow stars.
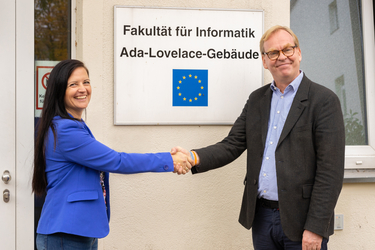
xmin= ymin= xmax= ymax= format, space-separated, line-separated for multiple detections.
xmin=173 ymin=69 xmax=208 ymax=106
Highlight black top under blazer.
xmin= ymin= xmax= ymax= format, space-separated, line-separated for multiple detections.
xmin=192 ymin=74 xmax=345 ymax=241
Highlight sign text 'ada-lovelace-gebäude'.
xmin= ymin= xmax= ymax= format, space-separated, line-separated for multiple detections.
xmin=119 ymin=25 xmax=260 ymax=59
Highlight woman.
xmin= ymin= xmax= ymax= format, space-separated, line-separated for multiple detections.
xmin=33 ymin=59 xmax=190 ymax=249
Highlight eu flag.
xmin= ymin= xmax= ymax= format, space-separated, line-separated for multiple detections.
xmin=173 ymin=69 xmax=208 ymax=106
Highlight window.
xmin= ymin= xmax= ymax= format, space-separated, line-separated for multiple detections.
xmin=291 ymin=0 xmax=375 ymax=173
xmin=329 ymin=0 xmax=339 ymax=34
xmin=34 ymin=0 xmax=72 ymax=248
xmin=335 ymin=75 xmax=347 ymax=114
xmin=35 ymin=0 xmax=71 ymax=61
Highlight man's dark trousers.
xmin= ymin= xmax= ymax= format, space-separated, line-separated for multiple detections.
xmin=252 ymin=200 xmax=328 ymax=250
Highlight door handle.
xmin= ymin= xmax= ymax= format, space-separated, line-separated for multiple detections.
xmin=3 ymin=189 xmax=10 ymax=203
xmin=2 ymin=170 xmax=11 ymax=184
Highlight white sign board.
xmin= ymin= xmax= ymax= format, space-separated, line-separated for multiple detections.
xmin=114 ymin=6 xmax=263 ymax=125
xmin=35 ymin=60 xmax=59 ymax=118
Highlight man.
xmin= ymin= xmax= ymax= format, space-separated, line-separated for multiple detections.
xmin=173 ymin=26 xmax=345 ymax=250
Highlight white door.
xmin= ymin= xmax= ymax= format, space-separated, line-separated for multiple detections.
xmin=0 ymin=0 xmax=34 ymax=249
xmin=0 ymin=1 xmax=16 ymax=248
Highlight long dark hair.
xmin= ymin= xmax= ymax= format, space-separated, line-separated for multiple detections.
xmin=32 ymin=59 xmax=89 ymax=195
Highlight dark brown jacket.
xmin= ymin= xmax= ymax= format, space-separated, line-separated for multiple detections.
xmin=192 ymin=74 xmax=345 ymax=241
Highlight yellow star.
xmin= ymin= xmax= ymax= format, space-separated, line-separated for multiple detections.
xmin=179 ymin=80 xmax=182 ymax=84
xmin=177 ymin=86 xmax=180 ymax=89
xmin=179 ymin=93 xmax=181 ymax=96
xmin=189 ymin=99 xmax=192 ymax=102
xmin=195 ymin=76 xmax=198 ymax=79
xmin=195 ymin=97 xmax=198 ymax=100
xmin=201 ymin=86 xmax=204 ymax=89
xmin=199 ymin=93 xmax=202 ymax=96
xmin=183 ymin=76 xmax=186 ymax=79
xmin=189 ymin=74 xmax=192 ymax=77
xmin=198 ymin=80 xmax=201 ymax=83
xmin=183 ymin=97 xmax=186 ymax=101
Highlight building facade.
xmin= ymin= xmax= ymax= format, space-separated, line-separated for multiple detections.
xmin=1 ymin=0 xmax=374 ymax=249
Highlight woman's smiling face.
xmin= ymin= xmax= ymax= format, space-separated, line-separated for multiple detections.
xmin=64 ymin=67 xmax=91 ymax=119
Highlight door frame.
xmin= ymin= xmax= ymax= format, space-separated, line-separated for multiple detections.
xmin=15 ymin=0 xmax=34 ymax=248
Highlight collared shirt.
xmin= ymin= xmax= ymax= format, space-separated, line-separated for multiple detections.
xmin=258 ymin=71 xmax=304 ymax=201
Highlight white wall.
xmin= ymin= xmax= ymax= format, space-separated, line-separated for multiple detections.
xmin=331 ymin=183 xmax=375 ymax=249
xmin=75 ymin=0 xmax=375 ymax=249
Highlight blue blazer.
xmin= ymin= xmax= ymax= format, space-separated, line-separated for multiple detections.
xmin=37 ymin=116 xmax=174 ymax=238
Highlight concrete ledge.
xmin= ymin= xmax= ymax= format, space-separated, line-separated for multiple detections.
xmin=343 ymin=169 xmax=375 ymax=183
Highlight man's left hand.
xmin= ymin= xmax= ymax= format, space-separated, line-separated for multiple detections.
xmin=302 ymin=230 xmax=323 ymax=250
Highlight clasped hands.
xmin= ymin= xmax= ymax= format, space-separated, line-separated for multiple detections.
xmin=170 ymin=146 xmax=196 ymax=175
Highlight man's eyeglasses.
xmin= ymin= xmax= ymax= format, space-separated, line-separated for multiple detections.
xmin=263 ymin=46 xmax=298 ymax=60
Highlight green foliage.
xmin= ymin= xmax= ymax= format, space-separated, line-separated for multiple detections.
xmin=35 ymin=0 xmax=69 ymax=61
xmin=344 ymin=110 xmax=366 ymax=145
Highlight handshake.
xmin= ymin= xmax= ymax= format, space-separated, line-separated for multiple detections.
xmin=170 ymin=146 xmax=199 ymax=175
